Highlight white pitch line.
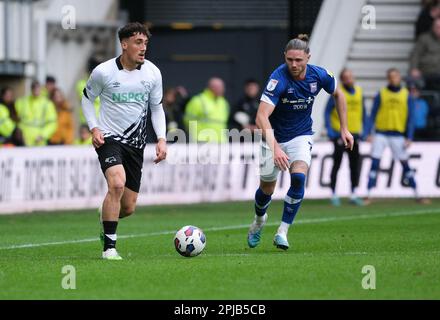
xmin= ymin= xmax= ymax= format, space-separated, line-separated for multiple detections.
xmin=0 ymin=208 xmax=438 ymax=251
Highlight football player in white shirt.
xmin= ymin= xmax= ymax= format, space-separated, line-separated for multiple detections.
xmin=82 ymin=22 xmax=167 ymax=260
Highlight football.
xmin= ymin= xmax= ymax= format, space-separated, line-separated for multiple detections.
xmin=174 ymin=225 xmax=206 ymax=257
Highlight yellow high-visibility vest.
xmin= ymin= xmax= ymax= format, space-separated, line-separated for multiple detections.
xmin=15 ymin=95 xmax=58 ymax=146
xmin=330 ymin=85 xmax=363 ymax=134
xmin=0 ymin=103 xmax=15 ymax=142
xmin=375 ymin=87 xmax=409 ymax=134
xmin=184 ymin=89 xmax=230 ymax=143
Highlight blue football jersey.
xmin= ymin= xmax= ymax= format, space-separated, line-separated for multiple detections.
xmin=261 ymin=63 xmax=337 ymax=143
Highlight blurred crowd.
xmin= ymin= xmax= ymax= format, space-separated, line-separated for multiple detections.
xmin=0 ymin=77 xmax=92 ymax=147
xmin=1 ymin=0 xmax=439 ymax=147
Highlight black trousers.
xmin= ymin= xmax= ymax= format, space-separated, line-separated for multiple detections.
xmin=330 ymin=138 xmax=361 ymax=192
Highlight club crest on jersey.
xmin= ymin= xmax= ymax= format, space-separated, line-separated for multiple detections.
xmin=266 ymin=79 xmax=278 ymax=91
xmin=310 ymin=82 xmax=317 ymax=93
xmin=105 ymin=156 xmax=117 ymax=164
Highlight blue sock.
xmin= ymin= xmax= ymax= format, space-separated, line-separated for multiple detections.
xmin=401 ymin=160 xmax=416 ymax=189
xmin=254 ymin=188 xmax=272 ymax=216
xmin=282 ymin=173 xmax=305 ymax=224
xmin=367 ymin=158 xmax=380 ymax=190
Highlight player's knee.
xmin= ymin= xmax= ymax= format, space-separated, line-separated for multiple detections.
xmin=120 ymin=205 xmax=135 ymax=218
xmin=109 ymin=179 xmax=125 ymax=197
xmin=260 ymin=182 xmax=276 ymax=195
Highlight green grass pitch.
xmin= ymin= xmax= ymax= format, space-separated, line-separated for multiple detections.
xmin=0 ymin=199 xmax=439 ymax=299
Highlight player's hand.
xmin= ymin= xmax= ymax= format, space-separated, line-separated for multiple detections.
xmin=273 ymin=144 xmax=290 ymax=171
xmin=154 ymin=138 xmax=167 ymax=164
xmin=340 ymin=128 xmax=354 ymax=151
xmin=91 ymin=127 xmax=105 ymax=148
xmin=404 ymin=139 xmax=412 ymax=148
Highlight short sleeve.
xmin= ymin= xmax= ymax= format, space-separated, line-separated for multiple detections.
xmin=320 ymin=68 xmax=337 ymax=95
xmin=150 ymin=68 xmax=163 ymax=106
xmin=84 ymin=67 xmax=104 ymax=100
xmin=260 ymin=71 xmax=285 ymax=106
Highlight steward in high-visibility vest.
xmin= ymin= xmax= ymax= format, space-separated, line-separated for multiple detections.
xmin=40 ymin=75 xmax=57 ymax=99
xmin=74 ymin=124 xmax=93 ymax=145
xmin=0 ymin=103 xmax=15 ymax=145
xmin=184 ymin=78 xmax=230 ymax=143
xmin=15 ymin=81 xmax=58 ymax=146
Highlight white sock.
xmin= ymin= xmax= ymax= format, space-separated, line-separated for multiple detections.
xmin=277 ymin=222 xmax=290 ymax=235
xmin=414 ymin=189 xmax=419 ymax=199
xmin=255 ymin=214 xmax=267 ymax=226
xmin=351 ymin=189 xmax=357 ymax=199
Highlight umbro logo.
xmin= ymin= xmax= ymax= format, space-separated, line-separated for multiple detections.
xmin=105 ymin=156 xmax=117 ymax=163
xmin=111 ymin=82 xmax=121 ymax=88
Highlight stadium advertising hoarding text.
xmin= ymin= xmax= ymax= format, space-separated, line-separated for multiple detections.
xmin=0 ymin=142 xmax=439 ymax=214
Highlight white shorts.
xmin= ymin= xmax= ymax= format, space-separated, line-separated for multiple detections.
xmin=371 ymin=133 xmax=409 ymax=161
xmin=259 ymin=135 xmax=313 ymax=182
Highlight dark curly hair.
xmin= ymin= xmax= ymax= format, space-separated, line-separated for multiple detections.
xmin=118 ymin=22 xmax=151 ymax=42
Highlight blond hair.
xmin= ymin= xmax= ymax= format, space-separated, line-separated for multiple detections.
xmin=285 ymin=34 xmax=310 ymax=53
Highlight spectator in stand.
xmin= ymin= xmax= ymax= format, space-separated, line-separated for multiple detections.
xmin=74 ymin=124 xmax=93 ymax=145
xmin=0 ymin=87 xmax=24 ymax=146
xmin=407 ymin=81 xmax=430 ymax=141
xmin=15 ymin=80 xmax=58 ymax=146
xmin=162 ymin=87 xmax=185 ymax=134
xmin=184 ymin=77 xmax=230 ymax=143
xmin=415 ymin=0 xmax=440 ymax=38
xmin=49 ymin=88 xmax=75 ymax=145
xmin=229 ymin=79 xmax=260 ymax=136
xmin=41 ymin=75 xmax=57 ymax=99
xmin=410 ymin=18 xmax=440 ymax=90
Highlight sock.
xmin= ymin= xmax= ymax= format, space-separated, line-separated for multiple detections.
xmin=103 ymin=221 xmax=118 ymax=251
xmin=367 ymin=158 xmax=380 ymax=191
xmin=98 ymin=204 xmax=103 ymax=224
xmin=401 ymin=160 xmax=417 ymax=189
xmin=255 ymin=214 xmax=267 ymax=226
xmin=351 ymin=188 xmax=357 ymax=200
xmin=277 ymin=222 xmax=290 ymax=235
xmin=281 ymin=173 xmax=305 ymax=234
xmin=254 ymin=187 xmax=272 ymax=217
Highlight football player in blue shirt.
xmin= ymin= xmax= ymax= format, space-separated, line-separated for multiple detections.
xmin=247 ymin=35 xmax=354 ymax=250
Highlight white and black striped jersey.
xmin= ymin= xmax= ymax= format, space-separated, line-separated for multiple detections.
xmin=82 ymin=56 xmax=165 ymax=149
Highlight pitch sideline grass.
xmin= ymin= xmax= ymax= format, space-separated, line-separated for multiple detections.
xmin=0 ymin=198 xmax=439 ymax=299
